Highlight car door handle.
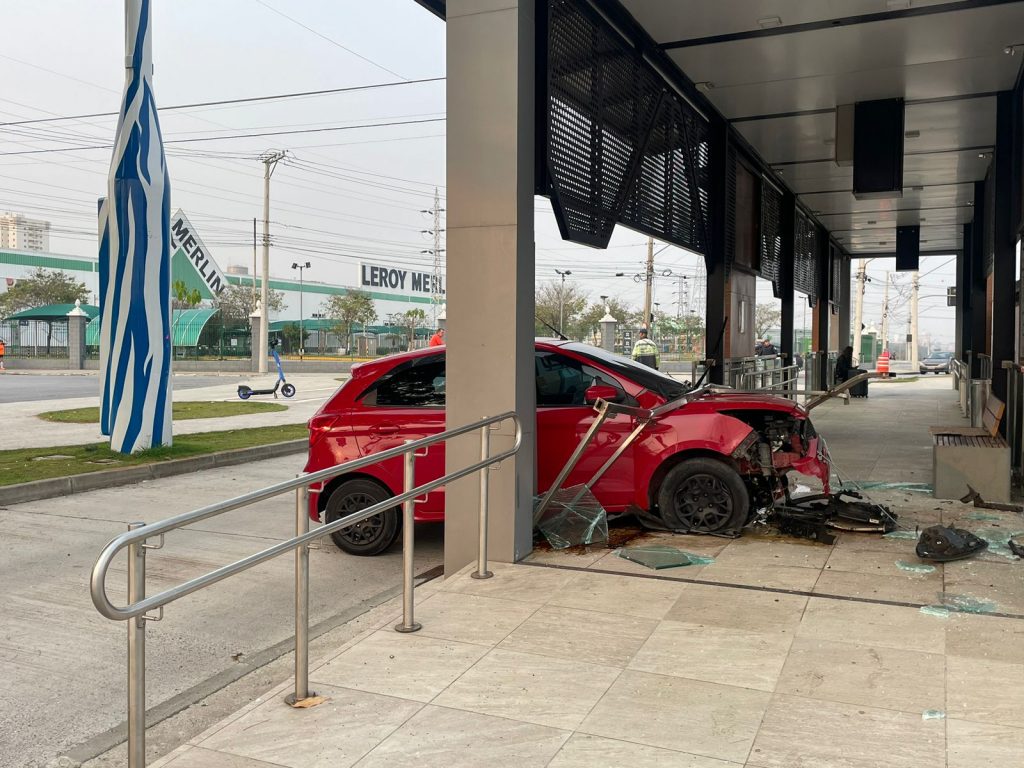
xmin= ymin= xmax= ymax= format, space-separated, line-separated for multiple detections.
xmin=370 ymin=423 xmax=400 ymax=435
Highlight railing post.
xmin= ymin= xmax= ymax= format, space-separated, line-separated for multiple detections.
xmin=472 ymin=424 xmax=494 ymax=580
xmin=395 ymin=445 xmax=421 ymax=633
xmin=127 ymin=521 xmax=146 ymax=768
xmin=286 ymin=486 xmax=312 ymax=704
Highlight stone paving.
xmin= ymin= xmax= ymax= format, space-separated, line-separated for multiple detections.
xmin=140 ymin=376 xmax=1024 ymax=768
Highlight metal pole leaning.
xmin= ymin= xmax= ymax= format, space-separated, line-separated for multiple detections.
xmin=286 ymin=486 xmax=311 ymax=704
xmin=472 ymin=424 xmax=494 ymax=579
xmin=127 ymin=521 xmax=146 ymax=768
xmin=395 ymin=445 xmax=421 ymax=633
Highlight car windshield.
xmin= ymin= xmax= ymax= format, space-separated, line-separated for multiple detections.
xmin=927 ymin=352 xmax=952 ymax=360
xmin=564 ymin=342 xmax=689 ymax=400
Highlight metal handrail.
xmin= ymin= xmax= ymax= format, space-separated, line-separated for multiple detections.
xmin=91 ymin=410 xmax=522 ymax=768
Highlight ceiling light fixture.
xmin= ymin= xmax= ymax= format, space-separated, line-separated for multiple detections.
xmin=978 ymin=152 xmax=990 ymax=159
xmin=695 ymin=81 xmax=715 ymax=92
xmin=1004 ymin=43 xmax=1023 ymax=55
xmin=757 ymin=16 xmax=783 ymax=28
xmin=904 ymin=130 xmax=920 ymax=139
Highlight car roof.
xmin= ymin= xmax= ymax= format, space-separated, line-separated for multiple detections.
xmin=351 ymin=339 xmax=571 ymax=377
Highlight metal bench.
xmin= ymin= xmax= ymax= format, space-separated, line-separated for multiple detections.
xmin=930 ymin=396 xmax=1010 ymax=502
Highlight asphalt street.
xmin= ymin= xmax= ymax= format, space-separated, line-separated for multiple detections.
xmin=0 ymin=374 xmax=229 ymax=404
xmin=0 ymin=455 xmax=444 ymax=768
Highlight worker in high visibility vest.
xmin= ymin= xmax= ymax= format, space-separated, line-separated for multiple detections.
xmin=631 ymin=329 xmax=660 ymax=369
xmin=0 ymin=338 xmax=6 ymax=370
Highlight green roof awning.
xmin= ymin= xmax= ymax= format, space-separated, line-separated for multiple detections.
xmin=86 ymin=308 xmax=221 ymax=347
xmin=6 ymin=303 xmax=99 ymax=320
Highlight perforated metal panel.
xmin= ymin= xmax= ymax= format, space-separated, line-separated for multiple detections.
xmin=794 ymin=212 xmax=817 ymax=304
xmin=760 ymin=181 xmax=783 ymax=293
xmin=543 ymin=0 xmax=710 ymax=253
xmin=831 ymin=248 xmax=842 ymax=308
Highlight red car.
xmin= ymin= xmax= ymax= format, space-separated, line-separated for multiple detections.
xmin=304 ymin=340 xmax=830 ymax=555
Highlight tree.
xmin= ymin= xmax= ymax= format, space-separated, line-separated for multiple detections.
xmin=535 ymin=280 xmax=588 ymax=339
xmin=402 ymin=308 xmax=427 ymax=347
xmin=755 ymin=302 xmax=782 ymax=340
xmin=280 ymin=322 xmax=304 ymax=353
xmin=172 ymin=280 xmax=202 ymax=311
xmin=212 ymin=283 xmax=284 ymax=322
xmin=0 ymin=268 xmax=88 ymax=319
xmin=576 ymin=297 xmax=639 ymax=343
xmin=325 ymin=289 xmax=377 ymax=352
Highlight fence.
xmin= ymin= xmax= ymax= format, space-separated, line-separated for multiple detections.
xmin=0 ymin=318 xmax=69 ymax=359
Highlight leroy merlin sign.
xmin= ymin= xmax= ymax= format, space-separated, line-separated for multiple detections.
xmin=170 ymin=209 xmax=227 ymax=296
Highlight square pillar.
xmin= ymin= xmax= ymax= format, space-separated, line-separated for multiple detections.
xmin=955 ymin=224 xmax=970 ymax=362
xmin=837 ymin=256 xmax=851 ymax=350
xmin=778 ymin=193 xmax=796 ymax=366
xmin=969 ymin=183 xmax=987 ymax=378
xmin=811 ymin=230 xmax=831 ymax=385
xmin=991 ymin=91 xmax=1015 ymax=409
xmin=444 ymin=0 xmax=536 ymax=573
xmin=704 ymin=119 xmax=730 ymax=384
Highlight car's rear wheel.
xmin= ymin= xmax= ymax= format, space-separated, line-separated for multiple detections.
xmin=324 ymin=478 xmax=400 ymax=556
xmin=657 ymin=458 xmax=749 ymax=533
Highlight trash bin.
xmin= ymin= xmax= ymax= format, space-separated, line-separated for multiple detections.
xmin=970 ymin=379 xmax=990 ymax=428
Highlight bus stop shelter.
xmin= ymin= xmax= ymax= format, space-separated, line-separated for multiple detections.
xmin=416 ymin=0 xmax=1024 ymax=575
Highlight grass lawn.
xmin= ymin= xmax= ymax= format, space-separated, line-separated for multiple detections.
xmin=38 ymin=400 xmax=287 ymax=424
xmin=0 ymin=424 xmax=309 ymax=487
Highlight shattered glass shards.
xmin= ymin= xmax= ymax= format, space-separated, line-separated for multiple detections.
xmin=616 ymin=546 xmax=715 ymax=570
xmin=884 ymin=530 xmax=920 ymax=540
xmin=965 ymin=513 xmax=1003 ymax=522
xmin=921 ymin=709 xmax=946 ymax=721
xmin=919 ymin=605 xmax=951 ymax=619
xmin=971 ymin=526 xmax=1024 ymax=560
xmin=857 ymin=481 xmax=933 ymax=494
xmin=534 ymin=485 xmax=608 ymax=550
xmin=896 ymin=560 xmax=936 ymax=574
xmin=936 ymin=592 xmax=998 ymax=615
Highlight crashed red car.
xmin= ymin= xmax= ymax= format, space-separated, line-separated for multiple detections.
xmin=304 ymin=340 xmax=829 ymax=555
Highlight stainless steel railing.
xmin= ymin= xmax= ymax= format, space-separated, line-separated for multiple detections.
xmin=91 ymin=411 xmax=522 ymax=768
xmin=1002 ymin=361 xmax=1024 ymax=480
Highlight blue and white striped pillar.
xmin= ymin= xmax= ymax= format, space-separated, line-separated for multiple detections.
xmin=100 ymin=0 xmax=173 ymax=453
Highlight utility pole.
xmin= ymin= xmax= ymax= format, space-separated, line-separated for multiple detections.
xmin=431 ymin=188 xmax=444 ymax=327
xmin=910 ymin=271 xmax=920 ymax=367
xmin=853 ymin=258 xmax=866 ymax=363
xmin=291 ymin=261 xmax=310 ymax=359
xmin=555 ymin=269 xmax=572 ymax=332
xmin=880 ymin=270 xmax=891 ymax=352
xmin=258 ymin=150 xmax=286 ymax=373
xmin=643 ymin=236 xmax=655 ymax=332
xmin=252 ymin=217 xmax=258 ymax=309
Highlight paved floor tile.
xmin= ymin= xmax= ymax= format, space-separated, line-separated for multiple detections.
xmin=433 ymin=648 xmax=620 ymax=730
xmin=666 ymin=582 xmax=807 ymax=634
xmin=946 ymin=612 xmax=1024 ymax=664
xmin=547 ymin=570 xmax=687 ymax=620
xmin=712 ymin=537 xmax=832 ymax=570
xmin=824 ymin=543 xmax=933 ymax=575
xmin=580 ymin=670 xmax=770 ymax=763
xmin=546 ymin=733 xmax=740 ymax=768
xmin=798 ymin=597 xmax=945 ymax=654
xmin=441 ymin=563 xmax=577 ymax=604
xmin=410 ymin=591 xmax=539 ymax=646
xmin=629 ymin=620 xmax=792 ymax=692
xmin=947 ymin=719 xmax=1024 ymax=768
xmin=813 ymin=567 xmax=943 ymax=604
xmin=586 ymin=549 xmax=707 ymax=580
xmin=353 ymin=705 xmax=569 ymax=767
xmin=943 ymin=560 xmax=1024 ymax=614
xmin=694 ymin=562 xmax=820 ymax=591
xmin=199 ymin=684 xmax=422 ymax=768
xmin=748 ymin=693 xmax=945 ymax=768
xmin=310 ymin=631 xmax=487 ymax=703
xmin=775 ymin=638 xmax=946 ymax=713
xmin=947 ymin=655 xmax=1024 ymax=728
xmin=526 ymin=546 xmax=607 ymax=567
xmin=498 ymin=604 xmax=658 ymax=667
xmin=161 ymin=747 xmax=284 ymax=768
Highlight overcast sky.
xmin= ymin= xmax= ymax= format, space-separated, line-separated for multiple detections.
xmin=1 ymin=0 xmax=957 ymax=342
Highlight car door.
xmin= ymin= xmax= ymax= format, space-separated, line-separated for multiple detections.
xmin=534 ymin=349 xmax=637 ymax=510
xmin=346 ymin=355 xmax=447 ymax=516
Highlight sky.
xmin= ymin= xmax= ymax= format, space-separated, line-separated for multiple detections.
xmin=0 ymin=0 xmax=956 ymax=343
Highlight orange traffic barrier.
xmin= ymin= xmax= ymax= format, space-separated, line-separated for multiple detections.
xmin=877 ymin=350 xmax=890 ymax=376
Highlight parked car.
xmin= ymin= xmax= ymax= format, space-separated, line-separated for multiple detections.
xmin=919 ymin=351 xmax=953 ymax=374
xmin=304 ymin=340 xmax=831 ymax=555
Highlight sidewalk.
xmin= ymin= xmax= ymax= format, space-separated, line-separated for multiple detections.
xmin=0 ymin=372 xmax=344 ymax=450
xmin=113 ymin=377 xmax=1023 ymax=768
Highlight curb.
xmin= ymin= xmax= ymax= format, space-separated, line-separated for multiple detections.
xmin=0 ymin=439 xmax=307 ymax=506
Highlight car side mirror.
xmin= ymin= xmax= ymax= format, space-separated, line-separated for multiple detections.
xmin=585 ymin=384 xmax=622 ymax=404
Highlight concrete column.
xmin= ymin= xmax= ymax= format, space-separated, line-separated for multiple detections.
xmin=599 ymin=310 xmax=617 ymax=353
xmin=991 ymin=91 xmax=1015 ymax=410
xmin=955 ymin=224 xmax=970 ymax=362
xmin=249 ymin=311 xmax=262 ymax=373
xmin=969 ymin=182 xmax=988 ymax=378
xmin=778 ymin=193 xmax=796 ymax=366
xmin=705 ymin=120 xmax=729 ymax=384
xmin=444 ymin=0 xmax=536 ymax=573
xmin=811 ymin=231 xmax=831 ymax=386
xmin=66 ymin=300 xmax=89 ymax=370
xmin=838 ymin=256 xmax=851 ymax=350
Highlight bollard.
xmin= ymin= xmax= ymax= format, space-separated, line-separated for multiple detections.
xmin=126 ymin=522 xmax=146 ymax=768
xmin=471 ymin=424 xmax=494 ymax=579
xmin=286 ymin=485 xmax=312 ymax=704
xmin=395 ymin=446 xmax=421 ymax=632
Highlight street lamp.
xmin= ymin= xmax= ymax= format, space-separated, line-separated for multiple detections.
xmin=554 ymin=268 xmax=572 ymax=332
xmin=291 ymin=261 xmax=311 ymax=359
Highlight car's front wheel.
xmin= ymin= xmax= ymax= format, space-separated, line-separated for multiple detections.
xmin=324 ymin=478 xmax=400 ymax=556
xmin=657 ymin=457 xmax=750 ymax=533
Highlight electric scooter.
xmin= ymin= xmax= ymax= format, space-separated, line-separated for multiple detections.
xmin=238 ymin=340 xmax=296 ymax=399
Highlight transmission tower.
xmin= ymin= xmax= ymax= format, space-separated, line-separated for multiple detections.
xmin=421 ymin=188 xmax=445 ymax=327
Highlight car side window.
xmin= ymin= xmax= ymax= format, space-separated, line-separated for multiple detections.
xmin=361 ymin=358 xmax=446 ymax=407
xmin=535 ymin=351 xmax=627 ymax=407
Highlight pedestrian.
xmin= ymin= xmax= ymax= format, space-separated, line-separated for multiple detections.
xmin=429 ymin=328 xmax=445 ymax=347
xmin=761 ymin=336 xmax=778 ymax=356
xmin=836 ymin=344 xmax=869 ymax=397
xmin=631 ymin=329 xmax=660 ymax=369
xmin=0 ymin=337 xmax=5 ymax=370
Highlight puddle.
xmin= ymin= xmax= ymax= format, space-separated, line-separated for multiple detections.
xmin=895 ymin=560 xmax=936 ymax=574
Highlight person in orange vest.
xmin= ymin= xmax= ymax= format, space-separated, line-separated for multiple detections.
xmin=0 ymin=338 xmax=6 ymax=370
xmin=428 ymin=328 xmax=445 ymax=347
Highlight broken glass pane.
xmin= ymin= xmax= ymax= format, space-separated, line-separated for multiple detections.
xmin=919 ymin=605 xmax=950 ymax=619
xmin=896 ymin=560 xmax=936 ymax=574
xmin=616 ymin=546 xmax=715 ymax=570
xmin=534 ymin=485 xmax=608 ymax=550
xmin=921 ymin=709 xmax=946 ymax=721
xmin=937 ymin=592 xmax=997 ymax=614
xmin=970 ymin=526 xmax=1024 ymax=560
xmin=883 ymin=530 xmax=920 ymax=540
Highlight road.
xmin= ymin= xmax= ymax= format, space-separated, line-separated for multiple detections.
xmin=0 ymin=455 xmax=443 ymax=768
xmin=0 ymin=374 xmax=230 ymax=404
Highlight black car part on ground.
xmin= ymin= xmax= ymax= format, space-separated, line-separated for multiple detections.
xmin=769 ymin=490 xmax=898 ymax=545
xmin=1008 ymin=536 xmax=1024 ymax=559
xmin=916 ymin=525 xmax=989 ymax=562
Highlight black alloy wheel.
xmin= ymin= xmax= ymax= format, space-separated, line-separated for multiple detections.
xmin=657 ymin=457 xmax=749 ymax=533
xmin=324 ymin=478 xmax=400 ymax=556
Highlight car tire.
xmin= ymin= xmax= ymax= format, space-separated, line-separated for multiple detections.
xmin=656 ymin=457 xmax=750 ymax=534
xmin=324 ymin=478 xmax=401 ymax=556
